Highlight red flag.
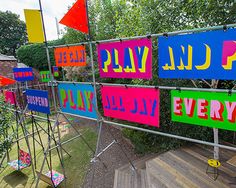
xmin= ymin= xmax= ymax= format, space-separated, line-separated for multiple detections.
xmin=0 ymin=75 xmax=16 ymax=87
xmin=59 ymin=0 xmax=89 ymax=34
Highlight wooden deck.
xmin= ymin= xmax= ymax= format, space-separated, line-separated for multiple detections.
xmin=114 ymin=144 xmax=236 ymax=188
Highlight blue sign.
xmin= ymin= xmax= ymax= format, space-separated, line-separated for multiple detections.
xmin=158 ymin=28 xmax=236 ymax=80
xmin=26 ymin=89 xmax=50 ymax=114
xmin=13 ymin=67 xmax=34 ymax=82
xmin=58 ymin=83 xmax=97 ymax=119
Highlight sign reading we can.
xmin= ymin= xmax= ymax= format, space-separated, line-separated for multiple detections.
xmin=171 ymin=90 xmax=236 ymax=131
xmin=13 ymin=67 xmax=34 ymax=82
xmin=97 ymin=38 xmax=152 ymax=79
xmin=159 ymin=28 xmax=236 ymax=80
xmin=58 ymin=83 xmax=97 ymax=119
xmin=101 ymin=86 xmax=159 ymax=127
xmin=26 ymin=89 xmax=50 ymax=114
xmin=54 ymin=45 xmax=86 ymax=67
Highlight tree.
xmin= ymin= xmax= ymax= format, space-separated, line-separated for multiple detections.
xmin=0 ymin=11 xmax=27 ymax=56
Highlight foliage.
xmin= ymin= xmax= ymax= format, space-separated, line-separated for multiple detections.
xmin=0 ymin=11 xmax=27 ymax=56
xmin=16 ymin=38 xmax=65 ymax=71
xmin=0 ymin=96 xmax=14 ymax=158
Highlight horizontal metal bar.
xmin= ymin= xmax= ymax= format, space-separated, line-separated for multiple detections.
xmin=56 ymin=80 xmax=91 ymax=85
xmin=103 ymin=120 xmax=236 ymax=152
xmin=12 ymin=129 xmax=43 ymax=143
xmin=48 ymin=23 xmax=236 ymax=48
xmin=57 ymin=111 xmax=97 ymax=121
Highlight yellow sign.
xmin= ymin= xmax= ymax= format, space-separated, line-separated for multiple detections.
xmin=24 ymin=9 xmax=45 ymax=43
xmin=208 ymin=159 xmax=221 ymax=168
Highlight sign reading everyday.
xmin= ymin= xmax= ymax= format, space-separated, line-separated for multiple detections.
xmin=40 ymin=71 xmax=51 ymax=82
xmin=54 ymin=45 xmax=86 ymax=67
xmin=101 ymin=86 xmax=159 ymax=127
xmin=58 ymin=83 xmax=97 ymax=119
xmin=159 ymin=28 xmax=236 ymax=80
xmin=171 ymin=90 xmax=236 ymax=131
xmin=13 ymin=67 xmax=34 ymax=82
xmin=4 ymin=90 xmax=17 ymax=105
xmin=97 ymin=38 xmax=152 ymax=79
xmin=26 ymin=89 xmax=50 ymax=114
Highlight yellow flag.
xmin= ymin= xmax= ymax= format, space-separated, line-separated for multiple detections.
xmin=24 ymin=9 xmax=45 ymax=43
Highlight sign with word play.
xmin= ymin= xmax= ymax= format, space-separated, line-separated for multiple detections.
xmin=101 ymin=86 xmax=159 ymax=127
xmin=54 ymin=45 xmax=86 ymax=67
xmin=159 ymin=28 xmax=236 ymax=80
xmin=13 ymin=67 xmax=34 ymax=82
xmin=58 ymin=83 xmax=97 ymax=119
xmin=97 ymin=38 xmax=152 ymax=79
xmin=171 ymin=90 xmax=236 ymax=131
xmin=26 ymin=89 xmax=50 ymax=114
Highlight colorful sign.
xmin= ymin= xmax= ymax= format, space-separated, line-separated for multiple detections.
xmin=40 ymin=71 xmax=51 ymax=82
xmin=52 ymin=66 xmax=59 ymax=77
xmin=4 ymin=90 xmax=17 ymax=105
xmin=101 ymin=86 xmax=159 ymax=127
xmin=171 ymin=90 xmax=236 ymax=131
xmin=159 ymin=28 xmax=236 ymax=80
xmin=13 ymin=67 xmax=34 ymax=82
xmin=0 ymin=76 xmax=16 ymax=86
xmin=97 ymin=38 xmax=152 ymax=79
xmin=58 ymin=83 xmax=97 ymax=119
xmin=54 ymin=45 xmax=86 ymax=67
xmin=59 ymin=0 xmax=88 ymax=34
xmin=24 ymin=9 xmax=45 ymax=43
xmin=26 ymin=89 xmax=50 ymax=114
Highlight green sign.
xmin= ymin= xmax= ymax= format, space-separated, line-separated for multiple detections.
xmin=40 ymin=71 xmax=51 ymax=82
xmin=171 ymin=90 xmax=236 ymax=131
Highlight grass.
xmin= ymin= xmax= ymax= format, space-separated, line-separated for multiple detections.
xmin=0 ymin=117 xmax=97 ymax=188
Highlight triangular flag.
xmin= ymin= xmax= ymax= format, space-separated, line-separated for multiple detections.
xmin=59 ymin=0 xmax=89 ymax=34
xmin=24 ymin=9 xmax=45 ymax=43
xmin=0 ymin=76 xmax=16 ymax=87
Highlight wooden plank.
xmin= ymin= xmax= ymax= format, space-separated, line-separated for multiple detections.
xmin=141 ymin=170 xmax=148 ymax=188
xmin=227 ymin=155 xmax=236 ymax=168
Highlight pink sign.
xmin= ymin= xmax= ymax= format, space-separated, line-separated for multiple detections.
xmin=222 ymin=41 xmax=236 ymax=70
xmin=4 ymin=90 xmax=16 ymax=105
xmin=97 ymin=38 xmax=152 ymax=79
xmin=101 ymin=86 xmax=159 ymax=127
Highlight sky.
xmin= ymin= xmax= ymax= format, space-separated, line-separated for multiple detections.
xmin=0 ymin=0 xmax=76 ymax=40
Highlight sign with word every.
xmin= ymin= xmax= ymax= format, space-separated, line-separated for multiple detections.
xmin=159 ymin=28 xmax=236 ymax=80
xmin=40 ymin=71 xmax=51 ymax=82
xmin=26 ymin=89 xmax=50 ymax=114
xmin=58 ymin=83 xmax=97 ymax=119
xmin=13 ymin=67 xmax=34 ymax=82
xmin=171 ymin=90 xmax=236 ymax=131
xmin=97 ymin=38 xmax=152 ymax=79
xmin=101 ymin=86 xmax=159 ymax=127
xmin=54 ymin=45 xmax=86 ymax=67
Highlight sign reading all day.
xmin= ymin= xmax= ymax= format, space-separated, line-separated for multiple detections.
xmin=40 ymin=71 xmax=51 ymax=82
xmin=97 ymin=38 xmax=152 ymax=79
xmin=3 ymin=90 xmax=17 ymax=105
xmin=159 ymin=28 xmax=236 ymax=80
xmin=54 ymin=45 xmax=86 ymax=67
xmin=26 ymin=89 xmax=50 ymax=114
xmin=171 ymin=90 xmax=236 ymax=131
xmin=13 ymin=67 xmax=34 ymax=82
xmin=101 ymin=86 xmax=159 ymax=127
xmin=58 ymin=83 xmax=97 ymax=119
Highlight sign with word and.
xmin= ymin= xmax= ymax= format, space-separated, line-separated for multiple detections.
xmin=40 ymin=71 xmax=51 ymax=82
xmin=3 ymin=90 xmax=17 ymax=105
xmin=52 ymin=66 xmax=59 ymax=77
xmin=26 ymin=89 xmax=50 ymax=114
xmin=101 ymin=86 xmax=159 ymax=127
xmin=0 ymin=76 xmax=16 ymax=86
xmin=58 ymin=83 xmax=97 ymax=119
xmin=159 ymin=28 xmax=236 ymax=80
xmin=13 ymin=67 xmax=34 ymax=82
xmin=97 ymin=38 xmax=152 ymax=79
xmin=54 ymin=45 xmax=86 ymax=67
xmin=171 ymin=90 xmax=236 ymax=131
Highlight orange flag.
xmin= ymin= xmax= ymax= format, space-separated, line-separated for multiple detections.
xmin=59 ymin=0 xmax=89 ymax=34
xmin=0 ymin=76 xmax=16 ymax=87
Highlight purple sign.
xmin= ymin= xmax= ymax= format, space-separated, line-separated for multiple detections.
xmin=97 ymin=38 xmax=152 ymax=79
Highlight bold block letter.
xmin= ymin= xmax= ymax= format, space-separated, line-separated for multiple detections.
xmin=197 ymin=99 xmax=208 ymax=119
xmin=210 ymin=100 xmax=224 ymax=121
xmin=174 ymin=97 xmax=182 ymax=115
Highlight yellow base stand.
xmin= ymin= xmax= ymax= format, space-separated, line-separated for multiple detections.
xmin=206 ymin=159 xmax=221 ymax=181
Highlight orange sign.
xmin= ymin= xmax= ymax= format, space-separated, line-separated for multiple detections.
xmin=0 ymin=75 xmax=16 ymax=87
xmin=54 ymin=45 xmax=86 ymax=67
